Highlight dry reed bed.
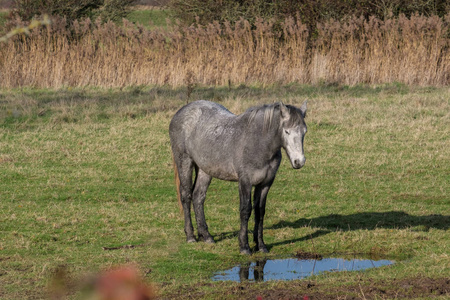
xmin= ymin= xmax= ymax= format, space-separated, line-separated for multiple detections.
xmin=1 ymin=14 xmax=449 ymax=88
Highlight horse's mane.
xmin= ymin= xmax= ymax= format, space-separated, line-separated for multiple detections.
xmin=246 ymin=103 xmax=280 ymax=132
xmin=245 ymin=102 xmax=304 ymax=132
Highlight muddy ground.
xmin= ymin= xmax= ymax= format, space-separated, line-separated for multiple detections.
xmin=163 ymin=277 xmax=449 ymax=299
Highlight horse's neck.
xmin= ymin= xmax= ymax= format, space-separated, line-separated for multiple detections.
xmin=245 ymin=114 xmax=283 ymax=153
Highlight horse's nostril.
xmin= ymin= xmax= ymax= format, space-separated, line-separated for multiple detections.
xmin=293 ymin=158 xmax=305 ymax=169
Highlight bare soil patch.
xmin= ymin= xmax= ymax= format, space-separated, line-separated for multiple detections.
xmin=162 ymin=277 xmax=449 ymax=299
xmin=294 ymin=250 xmax=323 ymax=260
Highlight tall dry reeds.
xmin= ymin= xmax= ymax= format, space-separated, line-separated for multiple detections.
xmin=0 ymin=13 xmax=449 ymax=88
xmin=311 ymin=14 xmax=450 ymax=85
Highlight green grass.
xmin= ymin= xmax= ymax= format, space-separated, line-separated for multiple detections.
xmin=127 ymin=8 xmax=172 ymax=29
xmin=0 ymin=10 xmax=8 ymax=29
xmin=0 ymin=84 xmax=449 ymax=299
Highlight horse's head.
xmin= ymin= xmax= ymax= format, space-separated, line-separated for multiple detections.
xmin=279 ymin=101 xmax=307 ymax=169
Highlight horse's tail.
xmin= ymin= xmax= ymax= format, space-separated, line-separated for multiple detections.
xmin=171 ymin=151 xmax=183 ymax=213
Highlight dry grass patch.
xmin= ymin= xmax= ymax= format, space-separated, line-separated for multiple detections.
xmin=0 ymin=14 xmax=449 ymax=88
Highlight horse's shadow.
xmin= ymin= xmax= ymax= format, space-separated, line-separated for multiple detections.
xmin=214 ymin=211 xmax=449 ymax=248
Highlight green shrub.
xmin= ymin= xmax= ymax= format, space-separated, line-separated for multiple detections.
xmin=8 ymin=0 xmax=135 ymax=25
xmin=168 ymin=0 xmax=275 ymax=25
xmin=169 ymin=0 xmax=450 ymax=28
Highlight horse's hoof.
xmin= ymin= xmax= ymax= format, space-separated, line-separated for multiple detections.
xmin=259 ymin=247 xmax=269 ymax=253
xmin=198 ymin=234 xmax=215 ymax=243
xmin=240 ymin=248 xmax=251 ymax=255
xmin=186 ymin=237 xmax=197 ymax=243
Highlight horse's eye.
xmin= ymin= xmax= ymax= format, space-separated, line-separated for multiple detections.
xmin=284 ymin=129 xmax=290 ymax=135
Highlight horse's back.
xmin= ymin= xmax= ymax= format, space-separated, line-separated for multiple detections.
xmin=169 ymin=100 xmax=242 ymax=181
xmin=170 ymin=100 xmax=234 ymax=138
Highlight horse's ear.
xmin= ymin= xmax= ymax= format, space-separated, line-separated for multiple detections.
xmin=279 ymin=102 xmax=289 ymax=121
xmin=300 ymin=100 xmax=307 ymax=118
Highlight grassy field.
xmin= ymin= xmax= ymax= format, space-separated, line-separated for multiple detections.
xmin=127 ymin=8 xmax=171 ymax=29
xmin=0 ymin=10 xmax=8 ymax=29
xmin=0 ymin=84 xmax=449 ymax=299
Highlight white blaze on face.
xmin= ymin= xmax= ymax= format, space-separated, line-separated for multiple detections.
xmin=282 ymin=126 xmax=306 ymax=169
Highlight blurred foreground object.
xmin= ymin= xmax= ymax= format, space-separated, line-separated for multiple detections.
xmin=0 ymin=14 xmax=50 ymax=42
xmin=47 ymin=265 xmax=156 ymax=300
xmin=94 ymin=266 xmax=156 ymax=300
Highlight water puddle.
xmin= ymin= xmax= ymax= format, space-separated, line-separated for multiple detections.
xmin=213 ymin=257 xmax=394 ymax=282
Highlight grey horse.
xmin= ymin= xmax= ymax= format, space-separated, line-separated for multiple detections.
xmin=169 ymin=100 xmax=307 ymax=254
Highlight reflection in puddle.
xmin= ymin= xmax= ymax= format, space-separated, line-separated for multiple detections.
xmin=213 ymin=258 xmax=394 ymax=282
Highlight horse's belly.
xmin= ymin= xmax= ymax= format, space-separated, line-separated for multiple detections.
xmin=200 ymin=163 xmax=239 ymax=181
xmin=211 ymin=171 xmax=239 ymax=181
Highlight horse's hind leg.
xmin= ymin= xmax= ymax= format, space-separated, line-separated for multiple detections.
xmin=176 ymin=154 xmax=196 ymax=243
xmin=192 ymin=168 xmax=214 ymax=243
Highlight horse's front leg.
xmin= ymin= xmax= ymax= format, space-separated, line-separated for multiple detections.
xmin=253 ymin=182 xmax=273 ymax=253
xmin=238 ymin=179 xmax=252 ymax=255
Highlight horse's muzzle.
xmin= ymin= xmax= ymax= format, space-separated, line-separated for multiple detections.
xmin=292 ymin=157 xmax=306 ymax=169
